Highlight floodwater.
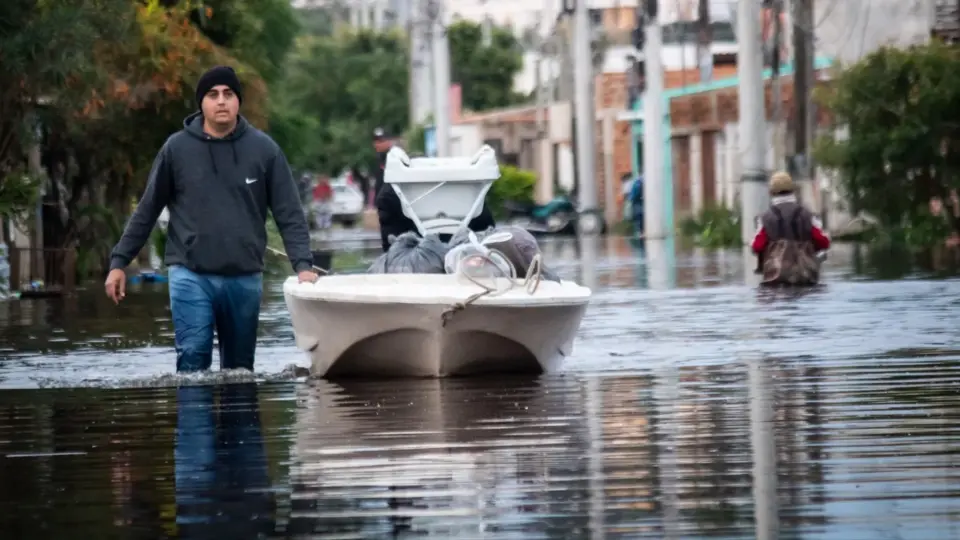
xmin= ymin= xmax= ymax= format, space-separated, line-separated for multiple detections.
xmin=1 ymin=236 xmax=960 ymax=538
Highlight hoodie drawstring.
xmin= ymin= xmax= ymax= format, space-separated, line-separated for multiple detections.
xmin=207 ymin=145 xmax=218 ymax=175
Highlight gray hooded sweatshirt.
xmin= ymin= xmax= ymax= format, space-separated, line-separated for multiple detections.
xmin=110 ymin=112 xmax=312 ymax=275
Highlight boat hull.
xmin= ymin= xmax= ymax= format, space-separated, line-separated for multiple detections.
xmin=284 ymin=293 xmax=587 ymax=378
xmin=283 ymin=273 xmax=591 ymax=379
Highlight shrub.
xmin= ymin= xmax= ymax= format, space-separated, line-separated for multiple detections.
xmin=679 ymin=205 xmax=741 ymax=248
xmin=486 ymin=165 xmax=536 ymax=218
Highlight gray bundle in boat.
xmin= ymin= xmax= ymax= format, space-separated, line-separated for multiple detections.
xmin=368 ymin=231 xmax=450 ymax=274
xmin=449 ymin=225 xmax=561 ymax=282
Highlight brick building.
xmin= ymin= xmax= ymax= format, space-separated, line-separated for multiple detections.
xmin=933 ymin=0 xmax=960 ymax=43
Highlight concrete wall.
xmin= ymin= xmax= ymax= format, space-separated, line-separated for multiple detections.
xmin=815 ymin=0 xmax=934 ymax=63
xmin=674 ymin=120 xmax=865 ymax=234
xmin=449 ymin=123 xmax=483 ymax=157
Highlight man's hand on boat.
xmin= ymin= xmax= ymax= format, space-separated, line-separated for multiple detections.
xmin=104 ymin=268 xmax=126 ymax=304
xmin=298 ymin=270 xmax=319 ymax=283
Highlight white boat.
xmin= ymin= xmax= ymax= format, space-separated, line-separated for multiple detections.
xmin=283 ymin=145 xmax=592 ymax=378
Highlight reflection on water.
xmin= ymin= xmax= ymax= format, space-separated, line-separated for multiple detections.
xmin=2 ymin=360 xmax=960 ymax=537
xmin=749 ymin=357 xmax=778 ymax=539
xmin=175 ymin=383 xmax=275 ymax=538
xmin=2 ymin=235 xmax=960 ymax=535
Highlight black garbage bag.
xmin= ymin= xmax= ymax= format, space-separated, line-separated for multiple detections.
xmin=368 ymin=232 xmax=450 ymax=274
xmin=449 ymin=226 xmax=561 ymax=282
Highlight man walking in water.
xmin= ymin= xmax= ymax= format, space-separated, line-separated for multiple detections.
xmin=104 ymin=65 xmax=317 ymax=372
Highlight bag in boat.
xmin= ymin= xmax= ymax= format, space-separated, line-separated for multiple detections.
xmin=450 ymin=226 xmax=561 ymax=282
xmin=368 ymin=232 xmax=450 ymax=274
xmin=761 ymin=239 xmax=820 ymax=285
xmin=444 ymin=236 xmax=515 ymax=280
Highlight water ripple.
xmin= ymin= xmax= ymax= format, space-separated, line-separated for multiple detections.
xmin=0 ymin=238 xmax=959 ymax=536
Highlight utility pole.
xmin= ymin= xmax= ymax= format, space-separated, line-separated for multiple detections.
xmin=535 ymin=34 xmax=548 ymax=203
xmin=696 ymin=0 xmax=713 ymax=82
xmin=535 ymin=25 xmax=549 ymax=137
xmin=535 ymin=0 xmax=555 ymax=136
xmin=642 ymin=1 xmax=667 ymax=240
xmin=478 ymin=0 xmax=492 ymax=47
xmin=427 ymin=0 xmax=451 ymax=156
xmin=408 ymin=0 xmax=433 ymax=126
xmin=359 ymin=0 xmax=370 ymax=28
xmin=782 ymin=0 xmax=794 ymax=62
xmin=792 ymin=0 xmax=816 ymax=211
xmin=349 ymin=0 xmax=360 ymax=27
xmin=769 ymin=0 xmax=785 ymax=169
xmin=738 ymin=0 xmax=769 ymax=244
xmin=571 ymin=0 xmax=600 ymax=233
xmin=374 ymin=0 xmax=386 ymax=30
xmin=536 ymin=0 xmax=557 ymax=205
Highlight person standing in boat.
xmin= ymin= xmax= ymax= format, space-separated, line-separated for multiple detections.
xmin=370 ymin=126 xmax=496 ymax=251
xmin=103 ymin=65 xmax=317 ymax=373
xmin=751 ymin=171 xmax=831 ymax=285
xmin=370 ymin=126 xmax=393 ymax=198
xmin=351 ymin=126 xmax=393 ymax=207
xmin=374 ymin=165 xmax=497 ymax=252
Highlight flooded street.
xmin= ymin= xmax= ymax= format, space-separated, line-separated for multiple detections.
xmin=1 ymin=236 xmax=960 ymax=537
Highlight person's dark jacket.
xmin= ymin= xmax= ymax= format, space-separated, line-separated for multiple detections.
xmin=375 ymin=183 xmax=496 ymax=252
xmin=350 ymin=150 xmax=388 ymax=206
xmin=110 ymin=111 xmax=313 ymax=275
xmin=373 ymin=150 xmax=388 ymax=195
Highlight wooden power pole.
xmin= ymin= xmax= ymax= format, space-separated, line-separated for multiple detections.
xmin=769 ymin=0 xmax=785 ymax=168
xmin=792 ymin=0 xmax=816 ymax=211
xmin=696 ymin=0 xmax=712 ymax=82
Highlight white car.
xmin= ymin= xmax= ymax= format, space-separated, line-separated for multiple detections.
xmin=330 ymin=181 xmax=364 ymax=227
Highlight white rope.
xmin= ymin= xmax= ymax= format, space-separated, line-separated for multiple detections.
xmin=458 ymin=250 xmax=543 ymax=296
xmin=440 ymin=249 xmax=544 ymax=327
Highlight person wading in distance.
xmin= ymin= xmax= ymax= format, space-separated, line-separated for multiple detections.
xmin=751 ymin=171 xmax=831 ymax=286
xmin=104 ymin=65 xmax=317 ymax=373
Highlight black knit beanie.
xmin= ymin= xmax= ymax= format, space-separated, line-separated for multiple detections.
xmin=195 ymin=66 xmax=243 ymax=107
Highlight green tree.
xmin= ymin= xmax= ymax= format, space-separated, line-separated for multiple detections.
xmin=49 ymin=1 xmax=271 ymax=274
xmin=280 ymin=29 xmax=410 ymax=174
xmin=2 ymin=0 xmax=302 ymax=279
xmin=447 ymin=21 xmax=526 ymax=112
xmin=815 ymin=42 xmax=960 ymax=246
xmin=0 ymin=0 xmax=129 ymax=219
xmin=183 ymin=0 xmax=301 ymax=84
xmin=296 ymin=5 xmax=350 ymax=37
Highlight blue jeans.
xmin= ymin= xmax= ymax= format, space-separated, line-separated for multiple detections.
xmin=168 ymin=265 xmax=263 ymax=372
xmin=633 ymin=211 xmax=645 ymax=235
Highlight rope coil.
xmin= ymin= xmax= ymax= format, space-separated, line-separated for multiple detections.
xmin=440 ymin=250 xmax=543 ymax=327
